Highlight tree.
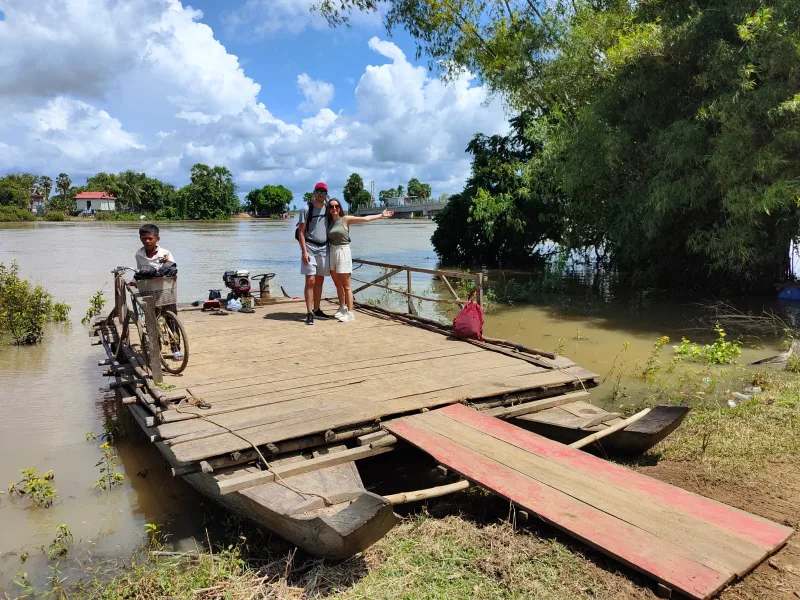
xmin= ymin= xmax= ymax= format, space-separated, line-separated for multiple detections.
xmin=180 ymin=164 xmax=238 ymax=219
xmin=343 ymin=173 xmax=365 ymax=208
xmin=323 ymin=0 xmax=800 ymax=291
xmin=407 ymin=178 xmax=432 ymax=201
xmin=245 ymin=185 xmax=293 ymax=217
xmin=39 ymin=176 xmax=53 ymax=202
xmin=351 ymin=189 xmax=372 ymax=214
xmin=378 ymin=189 xmax=394 ymax=205
xmin=303 ymin=192 xmax=314 ymax=204
xmin=0 ymin=177 xmax=29 ymax=208
xmin=55 ymin=174 xmax=71 ymax=200
xmin=118 ymin=171 xmax=144 ymax=212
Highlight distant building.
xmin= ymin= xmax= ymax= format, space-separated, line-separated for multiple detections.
xmin=29 ymin=189 xmax=45 ymax=214
xmin=75 ymin=191 xmax=117 ymax=212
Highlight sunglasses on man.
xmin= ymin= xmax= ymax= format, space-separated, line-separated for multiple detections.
xmin=314 ymin=189 xmax=328 ymax=195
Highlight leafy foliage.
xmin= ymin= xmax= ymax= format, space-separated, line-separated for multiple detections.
xmin=322 ymin=0 xmax=800 ymax=291
xmin=8 ymin=468 xmax=57 ymax=508
xmin=48 ymin=524 xmax=74 ymax=559
xmin=245 ymin=184 xmax=292 ymax=217
xmin=93 ymin=442 xmax=124 ymax=491
xmin=0 ymin=206 xmax=35 ymax=222
xmin=0 ymin=260 xmax=69 ymax=344
xmin=674 ymin=325 xmax=742 ymax=365
xmin=81 ymin=287 xmax=107 ymax=326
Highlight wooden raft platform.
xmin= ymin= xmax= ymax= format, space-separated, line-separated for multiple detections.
xmin=384 ymin=404 xmax=793 ymax=600
xmin=155 ymin=302 xmax=598 ymax=466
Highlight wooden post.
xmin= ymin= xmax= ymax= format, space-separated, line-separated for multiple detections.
xmin=476 ymin=273 xmax=484 ymax=308
xmin=141 ymin=295 xmax=163 ymax=384
xmin=406 ymin=268 xmax=418 ymax=315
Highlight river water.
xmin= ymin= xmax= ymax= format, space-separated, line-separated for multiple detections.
xmin=0 ymin=219 xmax=787 ymax=592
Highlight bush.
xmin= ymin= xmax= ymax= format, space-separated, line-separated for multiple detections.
xmin=42 ymin=211 xmax=67 ymax=221
xmin=0 ymin=206 xmax=35 ymax=222
xmin=673 ymin=325 xmax=742 ymax=365
xmin=0 ymin=260 xmax=71 ymax=344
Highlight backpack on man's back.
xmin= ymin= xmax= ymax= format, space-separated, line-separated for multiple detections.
xmin=295 ymin=201 xmax=329 ymax=243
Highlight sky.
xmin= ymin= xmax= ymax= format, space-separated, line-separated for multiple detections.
xmin=0 ymin=0 xmax=511 ymax=204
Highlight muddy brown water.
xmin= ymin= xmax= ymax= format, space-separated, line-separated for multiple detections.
xmin=0 ymin=220 xmax=788 ymax=591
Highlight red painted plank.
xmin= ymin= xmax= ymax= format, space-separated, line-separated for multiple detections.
xmin=386 ymin=418 xmax=732 ymax=600
xmin=441 ymin=403 xmax=792 ymax=551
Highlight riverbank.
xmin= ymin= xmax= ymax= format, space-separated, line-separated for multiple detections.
xmin=19 ymin=367 xmax=796 ymax=600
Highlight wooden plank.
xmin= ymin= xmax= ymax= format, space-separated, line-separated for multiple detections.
xmin=218 ymin=444 xmax=395 ymax=495
xmin=410 ymin=411 xmax=768 ymax=577
xmin=383 ymin=417 xmax=732 ymax=600
xmin=438 ymin=404 xmax=793 ymax=551
xmin=169 ymin=369 xmax=594 ymax=462
xmin=484 ymin=391 xmax=589 ymax=418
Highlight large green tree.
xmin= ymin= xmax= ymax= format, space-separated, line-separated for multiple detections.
xmin=0 ymin=177 xmax=29 ymax=208
xmin=245 ymin=184 xmax=293 ymax=217
xmin=181 ymin=164 xmax=239 ymax=219
xmin=407 ymin=178 xmax=432 ymax=201
xmin=322 ymin=0 xmax=800 ymax=291
xmin=343 ymin=173 xmax=370 ymax=213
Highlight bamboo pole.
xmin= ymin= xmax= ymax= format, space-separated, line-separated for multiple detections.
xmin=568 ymin=408 xmax=651 ymax=450
xmin=384 ymin=480 xmax=470 ymax=505
xmin=352 ymin=267 xmax=404 ymax=295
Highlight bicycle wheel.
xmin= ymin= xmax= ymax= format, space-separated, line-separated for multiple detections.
xmin=158 ymin=311 xmax=189 ymax=374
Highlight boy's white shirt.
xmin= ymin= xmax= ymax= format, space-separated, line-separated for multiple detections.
xmin=136 ymin=246 xmax=174 ymax=270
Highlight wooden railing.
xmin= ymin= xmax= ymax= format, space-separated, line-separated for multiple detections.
xmin=351 ymin=258 xmax=484 ymax=315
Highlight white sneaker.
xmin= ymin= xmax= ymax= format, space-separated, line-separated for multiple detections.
xmin=334 ymin=307 xmax=348 ymax=321
xmin=340 ymin=311 xmax=355 ymax=322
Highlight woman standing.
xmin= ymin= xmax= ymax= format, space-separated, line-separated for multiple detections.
xmin=327 ymin=199 xmax=394 ymax=322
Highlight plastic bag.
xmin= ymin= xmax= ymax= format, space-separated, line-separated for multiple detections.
xmin=227 ymin=298 xmax=242 ymax=312
xmin=453 ymin=290 xmax=483 ymax=341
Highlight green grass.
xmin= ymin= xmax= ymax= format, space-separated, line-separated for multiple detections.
xmin=652 ymin=370 xmax=800 ymax=479
xmin=66 ymin=513 xmax=633 ymax=600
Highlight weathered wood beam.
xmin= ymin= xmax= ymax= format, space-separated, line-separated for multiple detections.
xmin=218 ymin=442 xmax=396 ymax=495
xmin=484 ymin=391 xmax=590 ymax=419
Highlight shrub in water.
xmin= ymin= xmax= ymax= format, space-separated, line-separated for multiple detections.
xmin=0 ymin=261 xmax=70 ymax=344
xmin=673 ymin=324 xmax=741 ymax=365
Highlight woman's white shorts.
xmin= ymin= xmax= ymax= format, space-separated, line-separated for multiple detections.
xmin=330 ymin=244 xmax=353 ymax=274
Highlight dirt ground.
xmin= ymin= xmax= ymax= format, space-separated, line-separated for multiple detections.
xmin=633 ymin=461 xmax=800 ymax=600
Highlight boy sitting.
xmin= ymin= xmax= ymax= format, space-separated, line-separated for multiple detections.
xmin=136 ymin=224 xmax=174 ymax=270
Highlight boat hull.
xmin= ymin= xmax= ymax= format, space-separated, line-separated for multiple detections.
xmin=184 ymin=462 xmax=398 ymax=559
xmin=511 ymin=405 xmax=690 ymax=454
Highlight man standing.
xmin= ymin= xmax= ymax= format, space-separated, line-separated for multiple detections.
xmin=297 ymin=182 xmax=333 ymax=325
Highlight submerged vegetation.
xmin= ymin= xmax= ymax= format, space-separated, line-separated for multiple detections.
xmin=7 ymin=468 xmax=57 ymax=508
xmin=673 ymin=325 xmax=743 ymax=365
xmin=0 ymin=261 xmax=70 ymax=344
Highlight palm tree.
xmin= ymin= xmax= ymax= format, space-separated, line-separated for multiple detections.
xmin=55 ymin=173 xmax=71 ymax=199
xmin=40 ymin=176 xmax=53 ymax=201
xmin=119 ymin=171 xmax=143 ymax=212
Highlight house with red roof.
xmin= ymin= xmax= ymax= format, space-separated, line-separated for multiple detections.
xmin=74 ymin=191 xmax=117 ymax=213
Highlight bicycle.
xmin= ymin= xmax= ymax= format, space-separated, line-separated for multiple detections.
xmin=112 ymin=267 xmax=189 ymax=375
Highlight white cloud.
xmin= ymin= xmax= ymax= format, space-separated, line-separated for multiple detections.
xmin=297 ymin=74 xmax=335 ymax=113
xmin=0 ymin=1 xmax=509 ymax=203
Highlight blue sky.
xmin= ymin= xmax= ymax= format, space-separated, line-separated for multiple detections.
xmin=0 ymin=0 xmax=509 ymax=203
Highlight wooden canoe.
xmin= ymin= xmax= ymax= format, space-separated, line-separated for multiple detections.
xmin=509 ymin=402 xmax=690 ymax=455
xmin=174 ymin=447 xmax=398 ymax=559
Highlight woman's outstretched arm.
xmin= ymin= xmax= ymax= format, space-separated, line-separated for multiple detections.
xmin=344 ymin=209 xmax=394 ymax=225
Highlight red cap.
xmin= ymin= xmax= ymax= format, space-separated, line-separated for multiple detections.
xmin=314 ymin=182 xmax=328 ymax=192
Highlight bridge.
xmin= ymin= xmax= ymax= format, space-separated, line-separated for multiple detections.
xmin=355 ymin=201 xmax=447 ymax=218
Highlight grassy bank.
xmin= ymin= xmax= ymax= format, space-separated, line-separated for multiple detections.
xmin=9 ymin=369 xmax=799 ymax=600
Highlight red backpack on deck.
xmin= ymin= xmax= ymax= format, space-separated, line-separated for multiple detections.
xmin=453 ymin=289 xmax=484 ymax=341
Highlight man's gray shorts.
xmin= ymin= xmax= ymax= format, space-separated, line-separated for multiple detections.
xmin=301 ymin=250 xmax=330 ymax=276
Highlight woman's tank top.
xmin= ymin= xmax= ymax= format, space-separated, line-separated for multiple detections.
xmin=328 ymin=218 xmax=351 ymax=246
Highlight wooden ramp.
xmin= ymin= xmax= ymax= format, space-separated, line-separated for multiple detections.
xmin=384 ymin=404 xmax=793 ymax=600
